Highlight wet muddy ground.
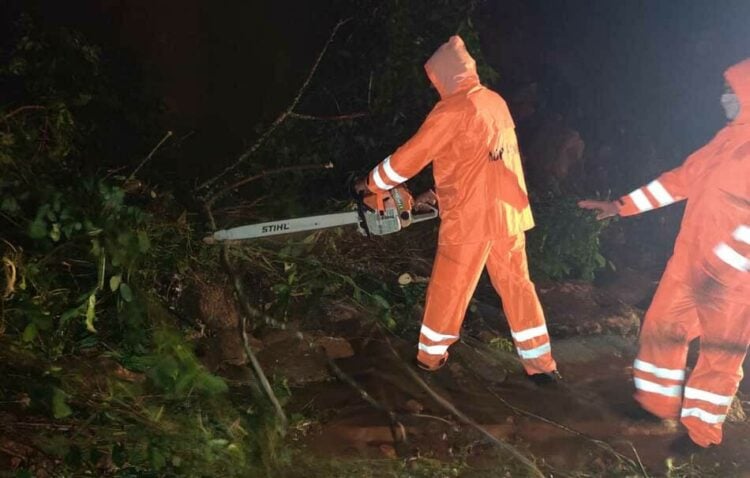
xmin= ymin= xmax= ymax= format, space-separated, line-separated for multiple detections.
xmin=272 ymin=274 xmax=750 ymax=477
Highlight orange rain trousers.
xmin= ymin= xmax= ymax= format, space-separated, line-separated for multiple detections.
xmin=416 ymin=234 xmax=557 ymax=375
xmin=634 ymin=269 xmax=750 ymax=447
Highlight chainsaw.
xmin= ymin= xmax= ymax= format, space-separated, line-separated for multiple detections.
xmin=203 ymin=185 xmax=438 ymax=243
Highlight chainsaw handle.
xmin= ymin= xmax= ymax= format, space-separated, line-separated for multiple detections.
xmin=352 ymin=188 xmax=372 ymax=238
xmin=411 ymin=205 xmax=438 ymax=223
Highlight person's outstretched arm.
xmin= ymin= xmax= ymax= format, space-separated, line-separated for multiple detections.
xmin=579 ymin=144 xmax=716 ymax=219
xmin=354 ymin=102 xmax=459 ymax=195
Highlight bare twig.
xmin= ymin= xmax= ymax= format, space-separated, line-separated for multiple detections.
xmin=288 ymin=111 xmax=368 ymax=121
xmin=1 ymin=105 xmax=45 ymax=123
xmin=412 ymin=413 xmax=457 ymax=428
xmin=128 ymin=130 xmax=173 ymax=181
xmin=205 ymin=163 xmax=333 ymax=210
xmin=0 ymin=445 xmax=27 ymax=460
xmin=0 ymin=211 xmax=23 ymax=229
xmin=367 ymin=71 xmax=373 ymax=109
xmin=629 ymin=442 xmax=650 ymax=478
xmin=197 ymin=18 xmax=351 ymax=192
xmin=2 ymin=256 xmax=17 ymax=299
xmin=203 ymin=202 xmax=288 ymax=431
xmin=214 ymin=195 xmax=269 ymax=216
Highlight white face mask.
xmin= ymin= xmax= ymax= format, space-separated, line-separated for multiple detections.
xmin=721 ymin=93 xmax=740 ymax=120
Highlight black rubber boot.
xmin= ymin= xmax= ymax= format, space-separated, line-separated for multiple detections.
xmin=526 ymin=369 xmax=563 ymax=386
xmin=415 ymin=355 xmax=447 ymax=372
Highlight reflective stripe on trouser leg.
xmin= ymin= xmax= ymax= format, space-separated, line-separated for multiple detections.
xmin=680 ymin=298 xmax=750 ymax=447
xmin=485 ymin=234 xmax=556 ymax=374
xmin=418 ymin=242 xmax=492 ymax=368
xmin=633 ymin=272 xmax=699 ymax=418
xmin=418 ymin=324 xmax=457 ymax=367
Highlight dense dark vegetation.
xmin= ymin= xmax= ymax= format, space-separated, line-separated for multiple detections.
xmin=0 ymin=2 xmax=620 ymax=476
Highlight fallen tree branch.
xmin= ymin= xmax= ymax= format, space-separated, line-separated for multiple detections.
xmin=288 ymin=111 xmax=368 ymax=121
xmin=197 ymin=18 xmax=351 ymax=192
xmin=205 ymin=163 xmax=333 ymax=211
xmin=128 ymin=130 xmax=174 ymax=181
xmin=214 ymin=195 xmax=269 ymax=216
xmin=1 ymin=105 xmax=45 ymax=123
xmin=203 ymin=203 xmax=288 ymax=431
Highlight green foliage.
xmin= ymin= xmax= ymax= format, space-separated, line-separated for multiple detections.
xmin=0 ymin=297 xmax=276 ymax=477
xmin=527 ymin=195 xmax=613 ymax=281
xmin=51 ymin=386 xmax=72 ymax=419
xmin=232 ymin=228 xmax=431 ymax=336
xmin=142 ymin=324 xmax=229 ymax=398
xmin=1 ymin=177 xmax=152 ymax=358
xmin=0 ymin=14 xmax=274 ymax=478
xmin=0 ymin=14 xmax=160 ymax=167
xmin=488 ymin=336 xmax=515 ymax=353
xmin=0 ymin=12 xmax=170 ymax=358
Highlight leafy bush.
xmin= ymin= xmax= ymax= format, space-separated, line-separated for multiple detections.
xmin=526 ymin=195 xmax=612 ymax=281
xmin=230 ymin=228 xmax=430 ymax=335
xmin=0 ymin=15 xmax=280 ymax=478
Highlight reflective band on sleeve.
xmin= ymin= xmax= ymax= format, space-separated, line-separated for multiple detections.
xmin=714 ymin=243 xmax=750 ymax=272
xmin=517 ymin=342 xmax=551 ymax=360
xmin=681 ymin=407 xmax=727 ymax=424
xmin=634 ymin=378 xmax=683 ymax=398
xmin=684 ymin=387 xmax=733 ymax=406
xmin=382 ymin=156 xmax=408 ymax=184
xmin=733 ymin=225 xmax=750 ymax=245
xmin=420 ymin=325 xmax=458 ymax=342
xmin=633 ymin=359 xmax=685 ymax=381
xmin=646 ymin=180 xmax=675 ymax=206
xmin=511 ymin=324 xmax=549 ymax=342
xmin=418 ymin=343 xmax=449 ymax=355
xmin=371 ymin=167 xmax=393 ymax=191
xmin=629 ymin=189 xmax=654 ymax=212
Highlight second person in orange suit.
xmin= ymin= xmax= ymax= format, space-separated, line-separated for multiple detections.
xmin=355 ymin=36 xmax=559 ymax=380
xmin=579 ymin=58 xmax=750 ymax=448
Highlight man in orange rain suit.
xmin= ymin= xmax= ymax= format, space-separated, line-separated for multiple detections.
xmin=579 ymin=58 xmax=750 ymax=448
xmin=354 ymin=36 xmax=559 ymax=380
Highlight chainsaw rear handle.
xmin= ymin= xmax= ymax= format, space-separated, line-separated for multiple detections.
xmin=355 ymin=193 xmax=371 ymax=238
xmin=412 ymin=205 xmax=439 ymax=223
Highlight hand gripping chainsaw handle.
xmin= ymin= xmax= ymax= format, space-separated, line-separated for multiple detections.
xmin=354 ymin=184 xmax=438 ymax=237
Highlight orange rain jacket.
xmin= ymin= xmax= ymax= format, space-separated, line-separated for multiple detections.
xmin=623 ymin=59 xmax=750 ymax=447
xmin=366 ymin=36 xmax=534 ymax=245
xmin=618 ymin=59 xmax=750 ymax=304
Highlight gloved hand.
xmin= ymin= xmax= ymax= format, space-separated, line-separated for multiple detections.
xmin=353 ymin=177 xmax=368 ymax=196
xmin=414 ymin=189 xmax=437 ymax=212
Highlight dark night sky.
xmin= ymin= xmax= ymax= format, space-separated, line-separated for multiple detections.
xmin=6 ymin=0 xmax=750 ymax=182
xmin=484 ymin=1 xmax=750 ymax=159
xmin=107 ymin=0 xmax=750 ymax=177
